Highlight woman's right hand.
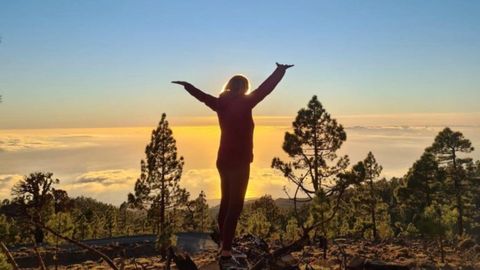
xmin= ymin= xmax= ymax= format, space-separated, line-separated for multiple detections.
xmin=171 ymin=81 xmax=193 ymax=89
xmin=276 ymin=62 xmax=294 ymax=70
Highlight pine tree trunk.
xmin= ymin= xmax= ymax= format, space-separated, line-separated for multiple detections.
xmin=371 ymin=206 xmax=377 ymax=241
xmin=160 ymin=178 xmax=166 ymax=258
xmin=369 ymin=178 xmax=378 ymax=241
xmin=34 ymin=225 xmax=44 ymax=244
xmin=439 ymin=236 xmax=445 ymax=263
xmin=456 ymin=192 xmax=464 ymax=235
xmin=452 ymin=150 xmax=464 ymax=235
xmin=312 ymin=125 xmax=320 ymax=192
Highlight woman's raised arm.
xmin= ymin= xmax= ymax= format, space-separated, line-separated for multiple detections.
xmin=248 ymin=62 xmax=294 ymax=107
xmin=172 ymin=81 xmax=218 ymax=111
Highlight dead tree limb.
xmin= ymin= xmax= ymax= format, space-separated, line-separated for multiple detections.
xmin=31 ymin=237 xmax=47 ymax=270
xmin=27 ymin=220 xmax=119 ymax=270
xmin=272 ymin=235 xmax=310 ymax=258
xmin=168 ymin=246 xmax=198 ymax=270
xmin=250 ymin=234 xmax=310 ymax=270
xmin=0 ymin=241 xmax=19 ymax=270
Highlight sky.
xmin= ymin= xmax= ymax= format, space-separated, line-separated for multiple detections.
xmin=0 ymin=1 xmax=479 ymax=205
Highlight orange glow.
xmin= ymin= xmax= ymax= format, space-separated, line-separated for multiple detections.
xmin=2 ymin=117 xmax=479 ymax=205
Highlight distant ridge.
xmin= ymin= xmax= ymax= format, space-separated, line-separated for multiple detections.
xmin=208 ymin=197 xmax=310 ymax=216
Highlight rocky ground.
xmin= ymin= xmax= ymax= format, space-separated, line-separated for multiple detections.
xmin=297 ymin=238 xmax=480 ymax=269
xmin=10 ymin=237 xmax=480 ymax=269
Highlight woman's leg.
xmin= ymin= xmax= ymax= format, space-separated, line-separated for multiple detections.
xmin=221 ymin=163 xmax=250 ymax=253
xmin=217 ymin=166 xmax=230 ymax=249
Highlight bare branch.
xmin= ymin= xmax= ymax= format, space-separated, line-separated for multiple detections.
xmin=25 ymin=220 xmax=119 ymax=270
xmin=0 ymin=241 xmax=19 ymax=270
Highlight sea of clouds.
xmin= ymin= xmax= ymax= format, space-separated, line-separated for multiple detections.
xmin=1 ymin=122 xmax=479 ymax=206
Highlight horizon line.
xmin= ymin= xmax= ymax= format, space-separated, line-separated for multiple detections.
xmin=1 ymin=112 xmax=479 ymax=130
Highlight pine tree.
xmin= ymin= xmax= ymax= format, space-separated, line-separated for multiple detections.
xmin=375 ymin=178 xmax=402 ymax=237
xmin=11 ymin=172 xmax=65 ymax=243
xmin=405 ymin=152 xmax=444 ymax=207
xmin=117 ymin=202 xmax=130 ymax=236
xmin=285 ymin=217 xmax=302 ymax=242
xmin=128 ymin=113 xmax=187 ymax=258
xmin=0 ymin=214 xmax=15 ymax=246
xmin=192 ymin=191 xmax=209 ymax=232
xmin=246 ymin=209 xmax=271 ymax=239
xmin=426 ymin=127 xmax=474 ymax=236
xmin=352 ymin=152 xmax=383 ymax=240
xmin=271 ymin=96 xmax=353 ymax=258
xmin=250 ymin=195 xmax=283 ymax=236
xmin=395 ymin=151 xmax=446 ymax=234
xmin=104 ymin=206 xmax=117 ymax=238
xmin=468 ymin=160 xmax=480 ymax=237
xmin=272 ymin=96 xmax=348 ymax=195
xmin=74 ymin=214 xmax=87 ymax=240
xmin=46 ymin=212 xmax=74 ymax=244
xmin=0 ymin=251 xmax=12 ymax=270
xmin=475 ymin=160 xmax=480 ymax=176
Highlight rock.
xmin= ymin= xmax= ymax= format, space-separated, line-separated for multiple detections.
xmin=392 ymin=238 xmax=406 ymax=246
xmin=364 ymin=260 xmax=410 ymax=270
xmin=441 ymin=263 xmax=455 ymax=270
xmin=393 ymin=247 xmax=410 ymax=259
xmin=198 ymin=262 xmax=220 ymax=270
xmin=419 ymin=262 xmax=436 ymax=270
xmin=302 ymin=250 xmax=314 ymax=257
xmin=400 ymin=259 xmax=417 ymax=268
xmin=334 ymin=238 xmax=348 ymax=244
xmin=272 ymin=253 xmax=299 ymax=269
xmin=347 ymin=256 xmax=365 ymax=270
xmin=458 ymin=238 xmax=475 ymax=250
xmin=82 ymin=260 xmax=96 ymax=266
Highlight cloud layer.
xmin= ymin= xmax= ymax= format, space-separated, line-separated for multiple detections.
xmin=0 ymin=174 xmax=23 ymax=198
xmin=1 ymin=125 xmax=479 ymax=205
xmin=75 ymin=169 xmax=137 ymax=186
xmin=0 ymin=134 xmax=97 ymax=152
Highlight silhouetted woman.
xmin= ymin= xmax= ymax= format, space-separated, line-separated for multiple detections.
xmin=173 ymin=62 xmax=293 ymax=268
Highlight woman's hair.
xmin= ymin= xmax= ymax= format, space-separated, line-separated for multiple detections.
xmin=223 ymin=75 xmax=250 ymax=94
